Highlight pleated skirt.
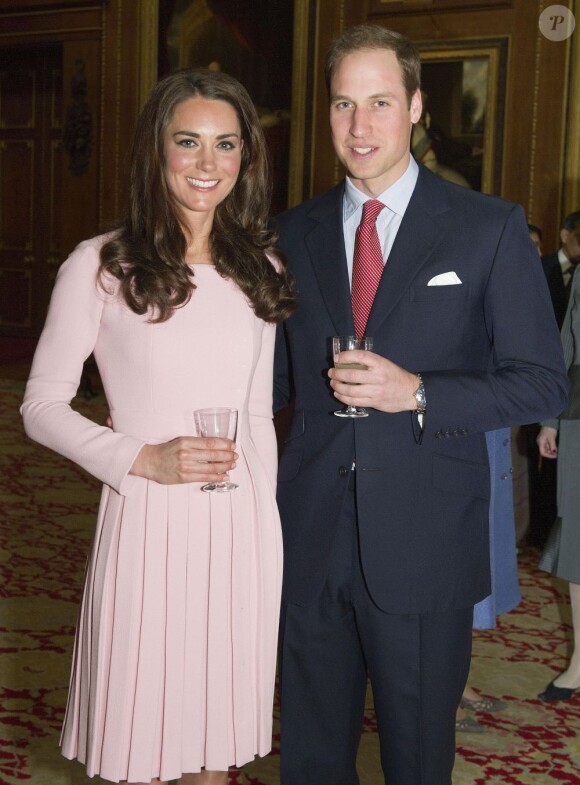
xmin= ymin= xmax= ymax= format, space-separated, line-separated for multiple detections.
xmin=60 ymin=457 xmax=282 ymax=783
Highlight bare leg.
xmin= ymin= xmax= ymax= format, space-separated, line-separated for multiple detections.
xmin=178 ymin=772 xmax=228 ymax=785
xmin=128 ymin=767 xmax=227 ymax=784
xmin=554 ymin=582 xmax=580 ymax=689
xmin=129 ymin=780 xmax=164 ymax=785
xmin=462 ymin=684 xmax=481 ymax=702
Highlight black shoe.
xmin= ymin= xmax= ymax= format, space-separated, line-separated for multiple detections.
xmin=538 ymin=680 xmax=579 ymax=701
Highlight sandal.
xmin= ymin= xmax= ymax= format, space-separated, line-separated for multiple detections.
xmin=460 ymin=695 xmax=507 ymax=713
xmin=455 ymin=714 xmax=485 ymax=733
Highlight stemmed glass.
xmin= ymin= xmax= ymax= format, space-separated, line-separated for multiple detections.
xmin=332 ymin=335 xmax=373 ymax=418
xmin=194 ymin=407 xmax=239 ymax=492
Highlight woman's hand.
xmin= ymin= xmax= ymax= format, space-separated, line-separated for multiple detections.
xmin=537 ymin=426 xmax=558 ymax=459
xmin=130 ymin=436 xmax=238 ymax=485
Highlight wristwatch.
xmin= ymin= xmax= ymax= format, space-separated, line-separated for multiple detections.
xmin=414 ymin=373 xmax=427 ymax=414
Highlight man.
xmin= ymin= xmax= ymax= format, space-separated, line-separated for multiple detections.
xmin=528 ymin=223 xmax=543 ymax=256
xmin=273 ymin=24 xmax=568 ymax=785
xmin=542 ymin=210 xmax=580 ymax=330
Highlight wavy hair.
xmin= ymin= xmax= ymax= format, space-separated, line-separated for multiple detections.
xmin=99 ymin=68 xmax=296 ymax=324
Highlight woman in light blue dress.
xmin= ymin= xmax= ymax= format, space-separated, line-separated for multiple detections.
xmin=457 ymin=428 xmax=521 ymax=731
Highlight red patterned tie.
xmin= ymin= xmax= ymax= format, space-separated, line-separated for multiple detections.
xmin=352 ymin=199 xmax=385 ymax=338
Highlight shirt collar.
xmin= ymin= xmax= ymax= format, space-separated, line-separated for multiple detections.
xmin=343 ymin=157 xmax=419 ymax=222
xmin=559 ymin=247 xmax=571 ymax=268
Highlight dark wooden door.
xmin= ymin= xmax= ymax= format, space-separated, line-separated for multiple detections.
xmin=0 ymin=45 xmax=62 ymax=336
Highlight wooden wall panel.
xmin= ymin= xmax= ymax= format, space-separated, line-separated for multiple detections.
xmin=291 ymin=0 xmax=576 ymax=252
xmin=60 ymin=37 xmax=100 ymax=255
xmin=0 ymin=141 xmax=34 ymax=250
xmin=0 ymin=0 xmax=153 ymax=338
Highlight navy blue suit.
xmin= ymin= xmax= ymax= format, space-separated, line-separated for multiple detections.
xmin=273 ymin=165 xmax=568 ymax=784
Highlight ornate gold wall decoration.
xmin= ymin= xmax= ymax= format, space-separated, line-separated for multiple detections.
xmin=63 ymin=59 xmax=92 ymax=175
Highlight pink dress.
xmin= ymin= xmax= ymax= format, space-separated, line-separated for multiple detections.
xmin=21 ymin=236 xmax=282 ymax=783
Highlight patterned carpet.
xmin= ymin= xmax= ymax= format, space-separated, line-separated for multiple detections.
xmin=1 ymin=376 xmax=579 ymax=784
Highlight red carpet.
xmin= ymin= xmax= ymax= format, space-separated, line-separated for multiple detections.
xmin=1 ymin=377 xmax=579 ymax=783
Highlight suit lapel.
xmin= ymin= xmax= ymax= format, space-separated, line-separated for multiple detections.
xmin=305 ymin=183 xmax=355 ymax=336
xmin=366 ymin=166 xmax=451 ymax=336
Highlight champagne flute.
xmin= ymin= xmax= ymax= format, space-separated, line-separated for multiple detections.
xmin=194 ymin=407 xmax=238 ymax=492
xmin=332 ymin=335 xmax=373 ymax=418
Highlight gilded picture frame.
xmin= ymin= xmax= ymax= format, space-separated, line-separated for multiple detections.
xmin=415 ymin=39 xmax=508 ymax=194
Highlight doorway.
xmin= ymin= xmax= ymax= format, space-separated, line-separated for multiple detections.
xmin=0 ymin=44 xmax=63 ymax=338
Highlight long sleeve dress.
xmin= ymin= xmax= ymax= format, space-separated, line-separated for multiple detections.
xmin=472 ymin=429 xmax=520 ymax=629
xmin=539 ymin=265 xmax=580 ymax=583
xmin=21 ymin=236 xmax=283 ymax=783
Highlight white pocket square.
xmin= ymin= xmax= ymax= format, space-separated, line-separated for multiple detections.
xmin=427 ymin=272 xmax=462 ymax=286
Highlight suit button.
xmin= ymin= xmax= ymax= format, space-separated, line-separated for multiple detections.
xmin=435 ymin=430 xmax=443 ymax=439
xmin=339 ymin=466 xmax=348 ymax=477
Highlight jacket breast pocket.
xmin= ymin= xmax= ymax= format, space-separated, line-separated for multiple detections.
xmin=411 ymin=284 xmax=468 ymax=303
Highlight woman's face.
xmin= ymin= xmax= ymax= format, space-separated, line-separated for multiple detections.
xmin=164 ymin=96 xmax=243 ymax=230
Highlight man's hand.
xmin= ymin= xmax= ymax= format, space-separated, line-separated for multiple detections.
xmin=328 ymin=350 xmax=419 ymax=413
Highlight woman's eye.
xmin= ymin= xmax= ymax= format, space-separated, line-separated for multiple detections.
xmin=177 ymin=138 xmax=195 ymax=147
xmin=218 ymin=141 xmax=235 ymax=150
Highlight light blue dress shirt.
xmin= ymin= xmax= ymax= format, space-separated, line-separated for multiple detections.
xmin=342 ymin=156 xmax=419 ymax=287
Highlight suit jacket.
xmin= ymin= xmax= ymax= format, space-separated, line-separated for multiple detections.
xmin=273 ymin=164 xmax=568 ymax=614
xmin=541 ymin=252 xmax=567 ymax=329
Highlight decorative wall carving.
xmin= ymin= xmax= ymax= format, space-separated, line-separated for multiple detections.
xmin=63 ymin=59 xmax=92 ymax=175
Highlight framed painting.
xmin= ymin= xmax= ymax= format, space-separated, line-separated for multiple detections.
xmin=414 ymin=38 xmax=508 ymax=194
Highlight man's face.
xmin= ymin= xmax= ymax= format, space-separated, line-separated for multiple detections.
xmin=329 ymin=48 xmax=422 ymax=197
xmin=561 ymin=225 xmax=580 ymax=265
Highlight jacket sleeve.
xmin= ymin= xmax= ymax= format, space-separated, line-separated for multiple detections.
xmin=420 ymin=204 xmax=570 ymax=439
xmin=20 ymin=239 xmax=145 ymax=494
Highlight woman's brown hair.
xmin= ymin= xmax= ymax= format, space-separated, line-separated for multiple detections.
xmin=100 ymin=68 xmax=296 ymax=324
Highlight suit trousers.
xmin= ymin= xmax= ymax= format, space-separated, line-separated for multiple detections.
xmin=278 ymin=473 xmax=474 ymax=785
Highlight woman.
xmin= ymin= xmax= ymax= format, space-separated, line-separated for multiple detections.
xmin=21 ymin=69 xmax=295 ymax=784
xmin=537 ymin=265 xmax=580 ymax=702
xmin=456 ymin=428 xmax=520 ymax=731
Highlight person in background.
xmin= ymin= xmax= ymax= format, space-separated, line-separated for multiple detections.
xmin=528 ymin=223 xmax=542 ymax=255
xmin=273 ymin=23 xmax=568 ymax=785
xmin=542 ymin=210 xmax=580 ymax=330
xmin=21 ymin=68 xmax=296 ymax=785
xmin=537 ymin=265 xmax=580 ymax=702
xmin=457 ymin=428 xmax=520 ymax=732
xmin=527 ymin=214 xmax=580 ymax=549
xmin=525 ymin=221 xmax=554 ymax=549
